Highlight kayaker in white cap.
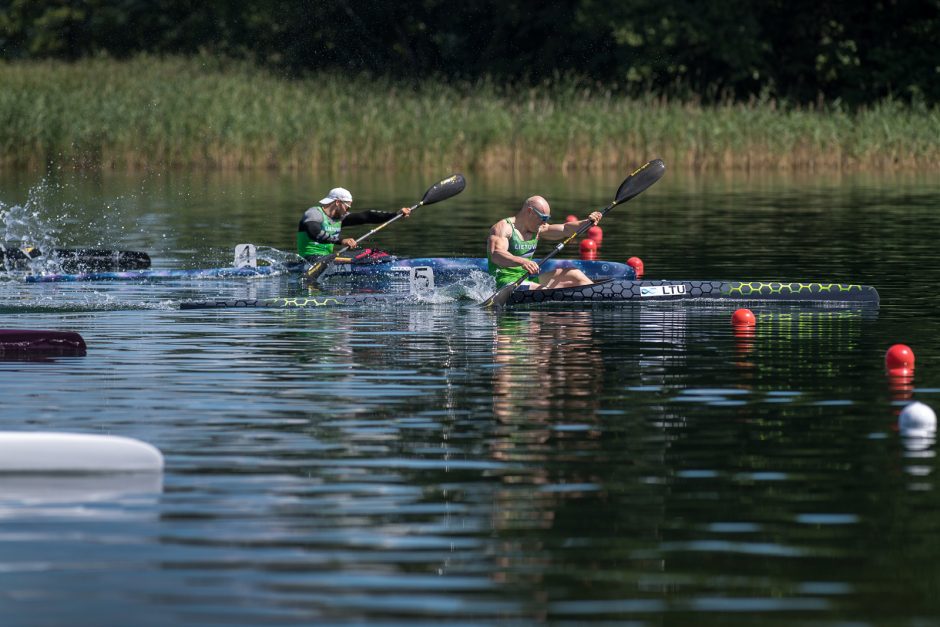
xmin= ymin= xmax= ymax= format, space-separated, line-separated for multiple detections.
xmin=297 ymin=187 xmax=411 ymax=260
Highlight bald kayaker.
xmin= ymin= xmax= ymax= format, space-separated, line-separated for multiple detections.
xmin=297 ymin=187 xmax=411 ymax=260
xmin=486 ymin=195 xmax=602 ymax=290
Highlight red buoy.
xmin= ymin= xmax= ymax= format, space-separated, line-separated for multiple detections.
xmin=586 ymin=225 xmax=603 ymax=245
xmin=626 ymin=256 xmax=644 ymax=279
xmin=732 ymin=308 xmax=756 ymax=326
xmin=565 ymin=215 xmax=578 ymax=223
xmin=579 ymin=238 xmax=597 ymax=260
xmin=886 ymin=344 xmax=915 ymax=376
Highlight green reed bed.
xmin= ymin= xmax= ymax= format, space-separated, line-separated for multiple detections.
xmin=1 ymin=56 xmax=938 ymax=171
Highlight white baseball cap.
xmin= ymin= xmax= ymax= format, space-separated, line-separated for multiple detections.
xmin=318 ymin=187 xmax=353 ymax=205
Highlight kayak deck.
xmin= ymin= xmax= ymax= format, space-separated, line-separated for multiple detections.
xmin=25 ymin=257 xmax=635 ymax=284
xmin=508 ymin=280 xmax=880 ymax=306
xmin=180 ymin=280 xmax=880 ymax=309
xmin=320 ymin=257 xmax=636 ymax=284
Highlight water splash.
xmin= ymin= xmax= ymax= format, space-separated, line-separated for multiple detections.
xmin=254 ymin=246 xmax=307 ymax=268
xmin=1 ymin=173 xmax=157 ymax=277
xmin=0 ymin=180 xmax=68 ymax=275
xmin=409 ymin=287 xmax=457 ymax=304
xmin=447 ymin=270 xmax=496 ymax=303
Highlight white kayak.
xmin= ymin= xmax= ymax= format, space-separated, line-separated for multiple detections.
xmin=0 ymin=432 xmax=164 ymax=473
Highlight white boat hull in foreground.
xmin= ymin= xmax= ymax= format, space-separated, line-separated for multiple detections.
xmin=0 ymin=432 xmax=164 ymax=473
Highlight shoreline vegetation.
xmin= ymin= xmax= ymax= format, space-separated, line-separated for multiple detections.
xmin=2 ymin=56 xmax=938 ymax=173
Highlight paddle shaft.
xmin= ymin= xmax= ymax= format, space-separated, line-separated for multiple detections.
xmin=543 ymin=204 xmax=614 ymax=263
xmin=330 ymin=203 xmax=417 ymax=257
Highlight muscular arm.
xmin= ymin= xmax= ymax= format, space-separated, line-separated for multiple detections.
xmin=342 ymin=210 xmax=398 ymax=227
xmin=539 ymin=212 xmax=602 ymax=241
xmin=488 ymin=221 xmax=541 ymax=274
xmin=539 ymin=218 xmax=591 ymax=241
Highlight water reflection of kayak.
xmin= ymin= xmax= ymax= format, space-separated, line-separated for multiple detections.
xmin=25 ymin=256 xmax=636 ymax=284
xmin=180 ymin=279 xmax=880 ymax=309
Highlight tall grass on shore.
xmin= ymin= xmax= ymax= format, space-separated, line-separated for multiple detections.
xmin=1 ymin=56 xmax=938 ymax=172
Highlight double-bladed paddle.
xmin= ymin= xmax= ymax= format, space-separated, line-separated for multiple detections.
xmin=305 ymin=174 xmax=467 ymax=281
xmin=481 ymin=158 xmax=666 ymax=309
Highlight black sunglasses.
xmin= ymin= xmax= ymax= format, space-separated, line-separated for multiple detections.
xmin=530 ymin=206 xmax=550 ymax=222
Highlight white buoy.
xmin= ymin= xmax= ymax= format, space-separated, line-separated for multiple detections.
xmin=899 ymin=402 xmax=937 ymax=437
xmin=0 ymin=432 xmax=164 ymax=473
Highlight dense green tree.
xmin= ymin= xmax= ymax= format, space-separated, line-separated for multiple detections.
xmin=1 ymin=0 xmax=937 ymax=104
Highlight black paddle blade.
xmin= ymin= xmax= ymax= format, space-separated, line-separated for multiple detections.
xmin=481 ymin=279 xmax=521 ymax=309
xmin=614 ymin=159 xmax=666 ymax=204
xmin=421 ymin=174 xmax=466 ymax=206
xmin=304 ymin=252 xmax=339 ymax=281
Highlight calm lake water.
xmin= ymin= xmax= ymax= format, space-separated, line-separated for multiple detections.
xmin=1 ymin=166 xmax=940 ymax=625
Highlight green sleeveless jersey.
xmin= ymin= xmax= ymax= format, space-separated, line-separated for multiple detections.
xmin=297 ymin=206 xmax=342 ymax=257
xmin=487 ymin=218 xmax=539 ymax=288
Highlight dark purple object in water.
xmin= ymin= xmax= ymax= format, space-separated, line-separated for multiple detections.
xmin=0 ymin=330 xmax=87 ymax=355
